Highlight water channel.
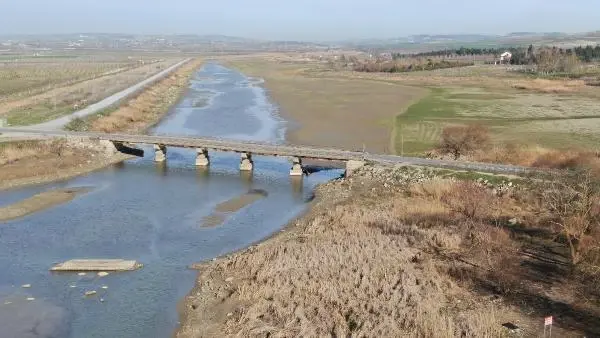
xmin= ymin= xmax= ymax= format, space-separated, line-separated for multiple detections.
xmin=0 ymin=63 xmax=342 ymax=338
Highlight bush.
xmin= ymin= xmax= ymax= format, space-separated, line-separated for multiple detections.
xmin=438 ymin=124 xmax=490 ymax=159
xmin=441 ymin=181 xmax=494 ymax=221
xmin=540 ymin=170 xmax=600 ymax=265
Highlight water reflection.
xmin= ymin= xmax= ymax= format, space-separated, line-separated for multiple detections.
xmin=155 ymin=162 xmax=168 ymax=176
xmin=239 ymin=170 xmax=254 ymax=187
xmin=195 ymin=166 xmax=210 ymax=181
xmin=291 ymin=176 xmax=304 ymax=201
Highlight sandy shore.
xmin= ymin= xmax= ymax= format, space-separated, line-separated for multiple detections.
xmin=0 ymin=187 xmax=92 ymax=222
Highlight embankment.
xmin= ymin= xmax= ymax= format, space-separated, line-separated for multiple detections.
xmin=177 ymin=164 xmax=596 ymax=337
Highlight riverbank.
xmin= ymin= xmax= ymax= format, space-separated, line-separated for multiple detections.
xmin=177 ymin=164 xmax=599 ymax=337
xmin=222 ymin=56 xmax=426 ymax=153
xmin=0 ymin=187 xmax=92 ymax=221
xmin=0 ymin=58 xmax=203 ymax=191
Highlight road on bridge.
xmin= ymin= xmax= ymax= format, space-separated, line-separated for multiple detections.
xmin=0 ymin=128 xmax=537 ymax=175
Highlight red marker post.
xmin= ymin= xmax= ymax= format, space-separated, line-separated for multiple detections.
xmin=544 ymin=316 xmax=553 ymax=337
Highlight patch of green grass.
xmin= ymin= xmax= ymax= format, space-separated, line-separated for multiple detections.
xmin=6 ymin=104 xmax=74 ymax=126
xmin=446 ymin=93 xmax=513 ymax=100
xmin=64 ymin=104 xmax=119 ymax=131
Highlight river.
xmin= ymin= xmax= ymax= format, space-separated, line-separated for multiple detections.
xmin=0 ymin=63 xmax=342 ymax=338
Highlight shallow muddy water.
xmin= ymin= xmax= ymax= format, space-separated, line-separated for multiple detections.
xmin=0 ymin=63 xmax=342 ymax=338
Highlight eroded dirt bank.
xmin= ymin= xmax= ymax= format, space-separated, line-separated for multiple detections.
xmin=177 ymin=165 xmax=599 ymax=337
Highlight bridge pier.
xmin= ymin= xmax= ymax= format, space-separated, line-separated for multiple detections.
xmin=345 ymin=160 xmax=365 ymax=177
xmin=290 ymin=157 xmax=304 ymax=176
xmin=195 ymin=148 xmax=210 ymax=166
xmin=240 ymin=152 xmax=254 ymax=171
xmin=154 ymin=144 xmax=167 ymax=162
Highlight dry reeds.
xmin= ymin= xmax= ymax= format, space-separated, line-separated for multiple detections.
xmin=511 ymin=78 xmax=586 ymax=93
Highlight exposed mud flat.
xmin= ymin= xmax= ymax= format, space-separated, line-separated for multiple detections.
xmin=201 ymin=189 xmax=268 ymax=227
xmin=0 ymin=187 xmax=92 ymax=222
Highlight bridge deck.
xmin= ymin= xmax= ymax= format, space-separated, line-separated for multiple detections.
xmin=0 ymin=128 xmax=536 ymax=174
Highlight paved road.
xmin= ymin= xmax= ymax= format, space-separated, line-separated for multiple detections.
xmin=0 ymin=128 xmax=537 ymax=175
xmin=21 ymin=58 xmax=192 ymax=130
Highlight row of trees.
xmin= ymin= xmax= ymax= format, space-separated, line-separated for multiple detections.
xmin=393 ymin=44 xmax=600 ymax=63
xmin=353 ymin=59 xmax=473 ymax=73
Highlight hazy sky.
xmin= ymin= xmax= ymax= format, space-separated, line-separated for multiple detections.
xmin=0 ymin=0 xmax=598 ymax=40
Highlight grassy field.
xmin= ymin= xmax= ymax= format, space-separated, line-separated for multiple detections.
xmin=0 ymin=55 xmax=180 ymax=126
xmin=222 ymin=54 xmax=600 ymax=158
xmin=0 ymin=55 xmax=139 ymax=99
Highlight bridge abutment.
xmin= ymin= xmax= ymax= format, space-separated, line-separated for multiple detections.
xmin=240 ymin=152 xmax=254 ymax=171
xmin=195 ymin=148 xmax=210 ymax=166
xmin=154 ymin=144 xmax=167 ymax=162
xmin=290 ymin=157 xmax=304 ymax=176
xmin=345 ymin=160 xmax=365 ymax=177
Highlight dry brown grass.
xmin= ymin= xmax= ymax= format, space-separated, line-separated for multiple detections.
xmin=0 ymin=138 xmax=126 ymax=190
xmin=474 ymin=144 xmax=600 ymax=174
xmin=179 ymin=167 xmax=600 ymax=337
xmin=511 ymin=78 xmax=586 ymax=93
xmin=0 ymin=140 xmax=67 ymax=165
xmin=179 ymin=174 xmax=566 ymax=337
xmin=88 ymin=58 xmax=203 ymax=133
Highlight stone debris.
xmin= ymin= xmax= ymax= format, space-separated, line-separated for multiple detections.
xmin=225 ymin=277 xmax=234 ymax=282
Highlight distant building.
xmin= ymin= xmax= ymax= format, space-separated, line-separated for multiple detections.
xmin=496 ymin=51 xmax=512 ymax=64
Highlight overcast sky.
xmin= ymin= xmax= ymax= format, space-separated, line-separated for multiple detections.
xmin=0 ymin=0 xmax=598 ymax=40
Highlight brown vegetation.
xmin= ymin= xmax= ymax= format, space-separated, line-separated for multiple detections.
xmin=82 ymin=58 xmax=203 ymax=133
xmin=511 ymin=78 xmax=586 ymax=93
xmin=539 ymin=170 xmax=600 ymax=265
xmin=437 ymin=124 xmax=490 ymax=159
xmin=0 ymin=139 xmax=127 ymax=190
xmin=178 ymin=166 xmax=600 ymax=337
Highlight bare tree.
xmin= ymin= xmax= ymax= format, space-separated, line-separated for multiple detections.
xmin=438 ymin=124 xmax=490 ymax=159
xmin=542 ymin=170 xmax=600 ymax=264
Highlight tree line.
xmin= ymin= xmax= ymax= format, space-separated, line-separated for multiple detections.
xmin=393 ymin=44 xmax=600 ymax=63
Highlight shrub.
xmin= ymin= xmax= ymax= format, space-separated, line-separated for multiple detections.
xmin=540 ymin=169 xmax=600 ymax=265
xmin=438 ymin=124 xmax=490 ymax=159
xmin=441 ymin=181 xmax=494 ymax=221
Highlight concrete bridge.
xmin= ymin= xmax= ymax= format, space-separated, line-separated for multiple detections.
xmin=0 ymin=128 xmax=535 ymax=176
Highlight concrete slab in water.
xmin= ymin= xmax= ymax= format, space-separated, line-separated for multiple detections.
xmin=50 ymin=259 xmax=142 ymax=272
